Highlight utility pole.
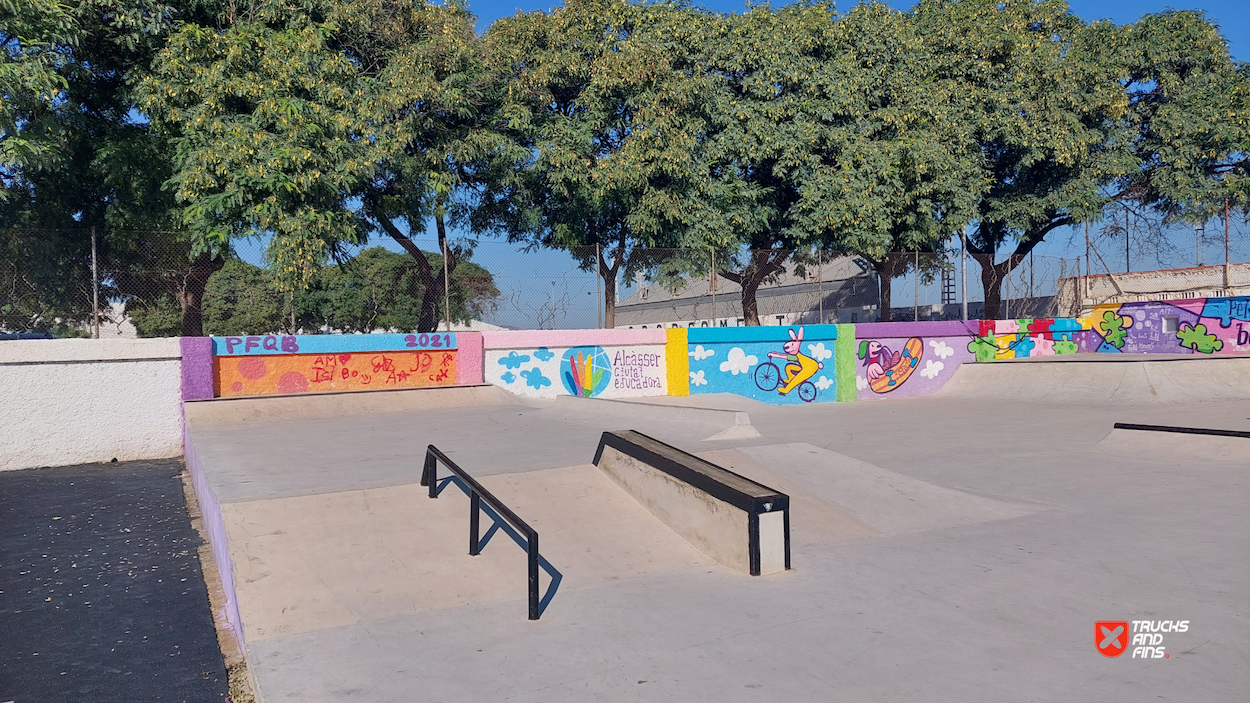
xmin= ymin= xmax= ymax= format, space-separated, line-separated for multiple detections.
xmin=960 ymin=225 xmax=968 ymax=321
xmin=1225 ymin=199 xmax=1232 ymax=289
xmin=90 ymin=225 xmax=99 ymax=337
xmin=710 ymin=249 xmax=717 ymax=326
xmin=1084 ymin=221 xmax=1091 ymax=306
xmin=913 ymin=248 xmax=919 ymax=322
xmin=1124 ymin=206 xmax=1131 ymax=273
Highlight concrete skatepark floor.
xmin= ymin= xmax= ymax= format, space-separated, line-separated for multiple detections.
xmin=183 ymin=368 xmax=1250 ymax=702
xmin=0 ymin=460 xmax=229 ymax=703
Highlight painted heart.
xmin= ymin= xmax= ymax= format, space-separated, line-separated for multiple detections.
xmin=338 ymin=354 xmax=351 ymax=364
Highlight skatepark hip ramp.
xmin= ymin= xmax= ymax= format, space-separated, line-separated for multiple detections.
xmin=935 ymin=356 xmax=1250 ymax=403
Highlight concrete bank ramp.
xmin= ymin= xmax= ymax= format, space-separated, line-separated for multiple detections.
xmin=223 ymin=464 xmax=713 ymax=643
xmin=936 ymin=356 xmax=1250 ymax=403
xmin=699 ymin=444 xmax=1037 ymax=546
xmin=555 ymin=395 xmax=762 ymax=441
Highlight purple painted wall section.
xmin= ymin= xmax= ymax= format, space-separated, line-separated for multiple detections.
xmin=853 ymin=332 xmax=973 ymax=400
xmin=179 ymin=337 xmax=214 ymax=400
xmin=183 ymin=425 xmax=244 ymax=648
xmin=455 ymin=332 xmax=484 ymax=385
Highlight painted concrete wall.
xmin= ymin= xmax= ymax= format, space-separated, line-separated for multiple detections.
xmin=852 ymin=321 xmax=975 ymax=401
xmin=687 ymin=325 xmax=838 ymax=404
xmin=210 ymin=332 xmax=460 ymax=397
xmin=0 ymin=338 xmax=185 ymax=471
xmin=483 ymin=329 xmax=668 ymax=399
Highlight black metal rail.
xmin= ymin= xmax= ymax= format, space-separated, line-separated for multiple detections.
xmin=420 ymin=445 xmax=541 ymax=620
xmin=1113 ymin=422 xmax=1250 ymax=439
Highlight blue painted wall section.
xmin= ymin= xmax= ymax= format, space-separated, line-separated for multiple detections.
xmin=687 ymin=325 xmax=838 ymax=404
xmin=211 ymin=332 xmax=457 ymax=356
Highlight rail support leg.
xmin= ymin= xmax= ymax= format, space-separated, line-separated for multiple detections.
xmin=527 ymin=535 xmax=540 ymax=620
xmin=469 ymin=492 xmax=481 ymax=556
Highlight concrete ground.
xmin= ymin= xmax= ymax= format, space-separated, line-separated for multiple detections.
xmin=0 ymin=460 xmax=228 ymax=703
xmin=186 ymin=363 xmax=1250 ymax=703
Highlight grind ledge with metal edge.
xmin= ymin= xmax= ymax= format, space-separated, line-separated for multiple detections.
xmin=593 ymin=430 xmax=790 ymax=576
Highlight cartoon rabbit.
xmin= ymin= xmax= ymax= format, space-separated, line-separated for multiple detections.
xmin=768 ymin=327 xmax=822 ymax=394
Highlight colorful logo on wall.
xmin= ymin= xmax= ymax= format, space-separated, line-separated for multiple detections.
xmin=858 ymin=337 xmax=922 ymax=393
xmin=562 ymin=346 xmax=612 ymax=397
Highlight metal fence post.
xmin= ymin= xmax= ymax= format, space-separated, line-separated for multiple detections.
xmin=961 ymin=225 xmax=968 ymax=321
xmin=596 ymin=243 xmax=602 ymax=328
xmin=90 ymin=225 xmax=99 ymax=337
xmin=443 ymin=237 xmax=452 ymax=333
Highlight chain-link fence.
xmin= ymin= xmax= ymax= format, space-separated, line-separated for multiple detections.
xmin=4 ymin=213 xmax=1248 ymax=337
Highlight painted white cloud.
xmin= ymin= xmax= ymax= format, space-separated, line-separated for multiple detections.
xmin=689 ymin=344 xmax=716 ymax=361
xmin=806 ymin=342 xmax=833 ymax=362
xmin=928 ymin=339 xmax=955 ymax=360
xmin=919 ymin=359 xmax=944 ymax=379
xmin=856 ymin=375 xmax=868 ymax=391
xmin=719 ymin=347 xmax=758 ymax=375
xmin=690 ymin=370 xmax=708 ymax=386
xmin=813 ymin=375 xmax=833 ymax=391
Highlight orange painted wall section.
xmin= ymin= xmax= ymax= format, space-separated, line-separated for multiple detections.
xmin=214 ymin=350 xmax=458 ymax=397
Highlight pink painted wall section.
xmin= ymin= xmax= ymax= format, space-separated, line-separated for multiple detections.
xmin=455 ymin=331 xmax=484 ymax=385
xmin=481 ymin=328 xmax=667 ymax=349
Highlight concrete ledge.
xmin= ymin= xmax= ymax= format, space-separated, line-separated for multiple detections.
xmin=184 ymin=384 xmax=511 ymax=427
xmin=0 ymin=337 xmax=182 ymax=364
xmin=556 ymin=396 xmax=758 ymax=439
xmin=593 ymin=430 xmax=789 ymax=575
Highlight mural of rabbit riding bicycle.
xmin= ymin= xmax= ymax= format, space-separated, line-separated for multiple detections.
xmin=753 ymin=327 xmax=824 ymax=402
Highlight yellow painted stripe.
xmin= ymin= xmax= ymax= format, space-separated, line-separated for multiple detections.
xmin=666 ymin=328 xmax=689 ymax=396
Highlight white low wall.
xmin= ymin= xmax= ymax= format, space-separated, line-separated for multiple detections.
xmin=0 ymin=339 xmax=185 ymax=471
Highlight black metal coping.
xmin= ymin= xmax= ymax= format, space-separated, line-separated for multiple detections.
xmin=1113 ymin=423 xmax=1250 ymax=439
xmin=593 ymin=430 xmax=789 ymax=514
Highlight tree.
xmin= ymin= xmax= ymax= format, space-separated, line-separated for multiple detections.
xmin=914 ymin=0 xmax=1129 ymax=319
xmin=787 ymin=2 xmax=981 ymax=321
xmin=142 ymin=0 xmax=499 ymax=333
xmin=1 ymin=0 xmax=227 ymax=335
xmin=480 ymin=0 xmax=708 ymax=327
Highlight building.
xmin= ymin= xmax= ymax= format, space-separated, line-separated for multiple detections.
xmin=615 ymin=257 xmax=882 ymax=328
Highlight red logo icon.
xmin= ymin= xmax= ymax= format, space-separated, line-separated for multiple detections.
xmin=1096 ymin=621 xmax=1129 ymax=657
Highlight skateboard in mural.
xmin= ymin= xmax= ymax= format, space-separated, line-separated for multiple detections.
xmin=859 ymin=337 xmax=922 ymax=393
xmin=754 ymin=327 xmax=823 ymax=402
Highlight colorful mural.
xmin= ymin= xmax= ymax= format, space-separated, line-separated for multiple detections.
xmin=1078 ymin=297 xmax=1250 ymax=355
xmin=214 ymin=350 xmax=457 ymax=397
xmin=966 ymin=318 xmax=1084 ymax=362
xmin=212 ymin=332 xmax=455 ymax=356
xmin=486 ymin=344 xmax=667 ymax=399
xmin=852 ymin=322 xmax=974 ymax=400
xmin=687 ymin=326 xmax=837 ymax=404
xmin=967 ymin=297 xmax=1250 ymax=360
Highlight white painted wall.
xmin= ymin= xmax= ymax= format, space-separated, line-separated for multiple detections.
xmin=0 ymin=339 xmax=184 ymax=471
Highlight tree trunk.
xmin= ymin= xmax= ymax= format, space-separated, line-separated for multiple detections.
xmin=371 ymin=204 xmax=441 ymax=333
xmin=598 ymin=229 xmax=625 ymax=329
xmin=177 ymin=252 xmax=224 ymax=337
xmin=434 ymin=212 xmax=459 ymax=330
xmin=878 ymin=271 xmax=892 ymax=322
xmin=973 ymin=253 xmax=1016 ymax=320
xmin=721 ymin=250 xmax=785 ymax=326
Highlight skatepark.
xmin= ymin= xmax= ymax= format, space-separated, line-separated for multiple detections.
xmin=4 ymin=304 xmax=1249 ymax=702
xmin=180 ymin=355 xmax=1248 ymax=702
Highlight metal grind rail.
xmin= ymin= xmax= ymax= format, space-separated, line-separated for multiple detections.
xmin=420 ymin=445 xmax=542 ymax=620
